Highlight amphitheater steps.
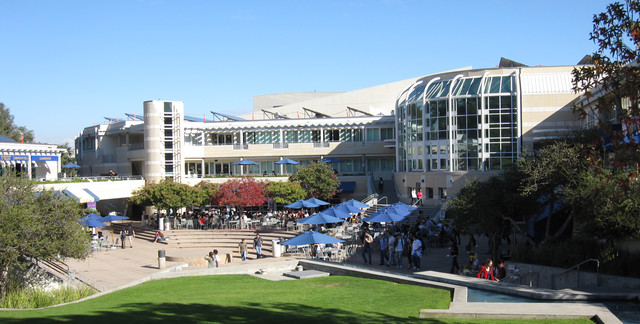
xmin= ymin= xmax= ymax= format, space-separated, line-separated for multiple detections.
xmin=161 ymin=229 xmax=299 ymax=258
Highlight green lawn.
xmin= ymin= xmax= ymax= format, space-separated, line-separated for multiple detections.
xmin=0 ymin=275 xmax=593 ymax=324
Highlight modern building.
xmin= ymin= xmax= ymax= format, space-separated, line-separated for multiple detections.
xmin=0 ymin=134 xmax=65 ymax=180
xmin=394 ymin=64 xmax=582 ymax=206
xmin=75 ymin=60 xmax=586 ymax=211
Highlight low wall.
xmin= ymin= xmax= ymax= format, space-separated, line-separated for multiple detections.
xmin=509 ymin=262 xmax=640 ymax=290
xmin=299 ymin=260 xmax=463 ymax=302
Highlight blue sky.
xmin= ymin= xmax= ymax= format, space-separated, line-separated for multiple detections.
xmin=1 ymin=0 xmax=608 ymax=145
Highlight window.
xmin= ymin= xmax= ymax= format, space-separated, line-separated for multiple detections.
xmin=325 ymin=130 xmax=339 ymax=142
xmin=285 ymin=131 xmax=298 ymax=143
xmin=381 ymin=128 xmax=393 ymax=140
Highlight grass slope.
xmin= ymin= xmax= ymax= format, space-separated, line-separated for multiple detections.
xmin=0 ymin=275 xmax=593 ymax=324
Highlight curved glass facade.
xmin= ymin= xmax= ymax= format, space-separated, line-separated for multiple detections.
xmin=397 ymin=72 xmax=519 ymax=172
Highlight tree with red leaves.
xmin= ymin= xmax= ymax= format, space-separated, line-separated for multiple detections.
xmin=214 ymin=177 xmax=266 ymax=210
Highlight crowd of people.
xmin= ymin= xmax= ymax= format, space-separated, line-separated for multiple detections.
xmin=144 ymin=204 xmax=510 ymax=282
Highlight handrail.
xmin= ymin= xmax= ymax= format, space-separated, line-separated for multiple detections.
xmin=552 ymin=258 xmax=599 ymax=289
xmin=361 ymin=193 xmax=378 ymax=205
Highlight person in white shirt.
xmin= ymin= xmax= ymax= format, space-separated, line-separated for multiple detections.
xmin=411 ymin=234 xmax=423 ymax=271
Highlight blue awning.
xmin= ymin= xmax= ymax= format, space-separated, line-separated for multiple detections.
xmin=338 ymin=181 xmax=356 ymax=193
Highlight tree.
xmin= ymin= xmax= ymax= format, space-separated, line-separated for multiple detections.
xmin=288 ymin=162 xmax=340 ymax=200
xmin=0 ymin=173 xmax=89 ymax=297
xmin=58 ymin=143 xmax=77 ymax=177
xmin=447 ymin=169 xmax=534 ymax=260
xmin=0 ymin=103 xmax=35 ymax=143
xmin=264 ymin=181 xmax=306 ymax=207
xmin=193 ymin=181 xmax=220 ymax=207
xmin=518 ymin=141 xmax=595 ymax=243
xmin=564 ymin=169 xmax=640 ymax=242
xmin=129 ymin=179 xmax=202 ymax=214
xmin=572 ymin=0 xmax=640 ymax=156
xmin=213 ymin=177 xmax=266 ymax=210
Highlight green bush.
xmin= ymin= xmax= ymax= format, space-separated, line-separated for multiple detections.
xmin=0 ymin=285 xmax=96 ymax=309
xmin=511 ymin=239 xmax=640 ymax=278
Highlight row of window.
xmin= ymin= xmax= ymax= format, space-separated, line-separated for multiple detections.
xmin=184 ymin=128 xmax=394 ymax=146
xmin=184 ymin=158 xmax=395 ymax=176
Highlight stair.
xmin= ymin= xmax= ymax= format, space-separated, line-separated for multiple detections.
xmin=161 ymin=229 xmax=298 ymax=259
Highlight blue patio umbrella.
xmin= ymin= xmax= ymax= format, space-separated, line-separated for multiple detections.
xmin=100 ymin=215 xmax=130 ymax=223
xmin=99 ymin=215 xmax=130 ymax=244
xmin=319 ymin=207 xmax=352 ymax=219
xmin=62 ymin=163 xmax=81 ymax=168
xmin=392 ymin=202 xmax=418 ymax=211
xmin=280 ymin=231 xmax=345 ymax=246
xmin=297 ymin=213 xmax=344 ymax=225
xmin=231 ymin=159 xmax=259 ymax=165
xmin=284 ymin=200 xmax=319 ymax=209
xmin=381 ymin=205 xmax=412 ymax=217
xmin=334 ymin=202 xmax=364 ymax=214
xmin=79 ymin=213 xmax=102 ymax=222
xmin=304 ymin=198 xmax=330 ymax=206
xmin=274 ymin=158 xmax=299 ymax=165
xmin=344 ymin=199 xmax=370 ymax=209
xmin=319 ymin=157 xmax=342 ymax=163
xmin=78 ymin=217 xmax=107 ymax=227
xmin=362 ymin=211 xmax=406 ymax=223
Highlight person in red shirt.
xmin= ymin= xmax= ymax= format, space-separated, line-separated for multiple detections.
xmin=477 ymin=258 xmax=499 ymax=281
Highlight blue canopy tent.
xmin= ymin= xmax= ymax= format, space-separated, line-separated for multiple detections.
xmin=62 ymin=163 xmax=81 ymax=168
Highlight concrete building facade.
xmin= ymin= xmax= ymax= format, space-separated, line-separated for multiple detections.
xmin=74 ymin=63 xmax=585 ymax=210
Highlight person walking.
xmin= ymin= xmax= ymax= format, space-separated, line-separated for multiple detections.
xmin=361 ymin=230 xmax=373 ymax=265
xmin=393 ymin=233 xmax=404 ymax=268
xmin=238 ymin=239 xmax=248 ymax=261
xmin=378 ymin=232 xmax=389 ymax=265
xmin=253 ymin=233 xmax=263 ymax=259
xmin=378 ymin=177 xmax=384 ymax=193
xmin=411 ymin=234 xmax=423 ymax=271
xmin=449 ymin=239 xmax=460 ymax=274
xmin=120 ymin=229 xmax=127 ymax=249
xmin=127 ymin=225 xmax=135 ymax=248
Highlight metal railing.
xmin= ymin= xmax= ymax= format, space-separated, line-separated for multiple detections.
xmin=551 ymin=258 xmax=600 ymax=289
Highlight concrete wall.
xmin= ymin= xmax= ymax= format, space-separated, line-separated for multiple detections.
xmin=509 ymin=262 xmax=640 ymax=290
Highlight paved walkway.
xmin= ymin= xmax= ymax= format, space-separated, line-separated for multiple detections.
xmin=62 ymin=229 xmax=630 ymax=323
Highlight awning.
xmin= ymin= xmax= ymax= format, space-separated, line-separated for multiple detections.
xmin=338 ymin=181 xmax=356 ymax=193
xmin=63 ymin=188 xmax=99 ymax=203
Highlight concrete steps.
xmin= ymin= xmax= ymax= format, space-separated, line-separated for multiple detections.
xmin=161 ymin=229 xmax=298 ymax=259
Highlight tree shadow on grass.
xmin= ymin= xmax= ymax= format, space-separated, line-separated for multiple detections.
xmin=0 ymin=302 xmax=451 ymax=324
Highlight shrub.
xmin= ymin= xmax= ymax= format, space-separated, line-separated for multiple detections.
xmin=0 ymin=285 xmax=96 ymax=309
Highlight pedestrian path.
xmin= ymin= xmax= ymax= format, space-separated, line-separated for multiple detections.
xmin=62 ymin=228 xmax=630 ymax=323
